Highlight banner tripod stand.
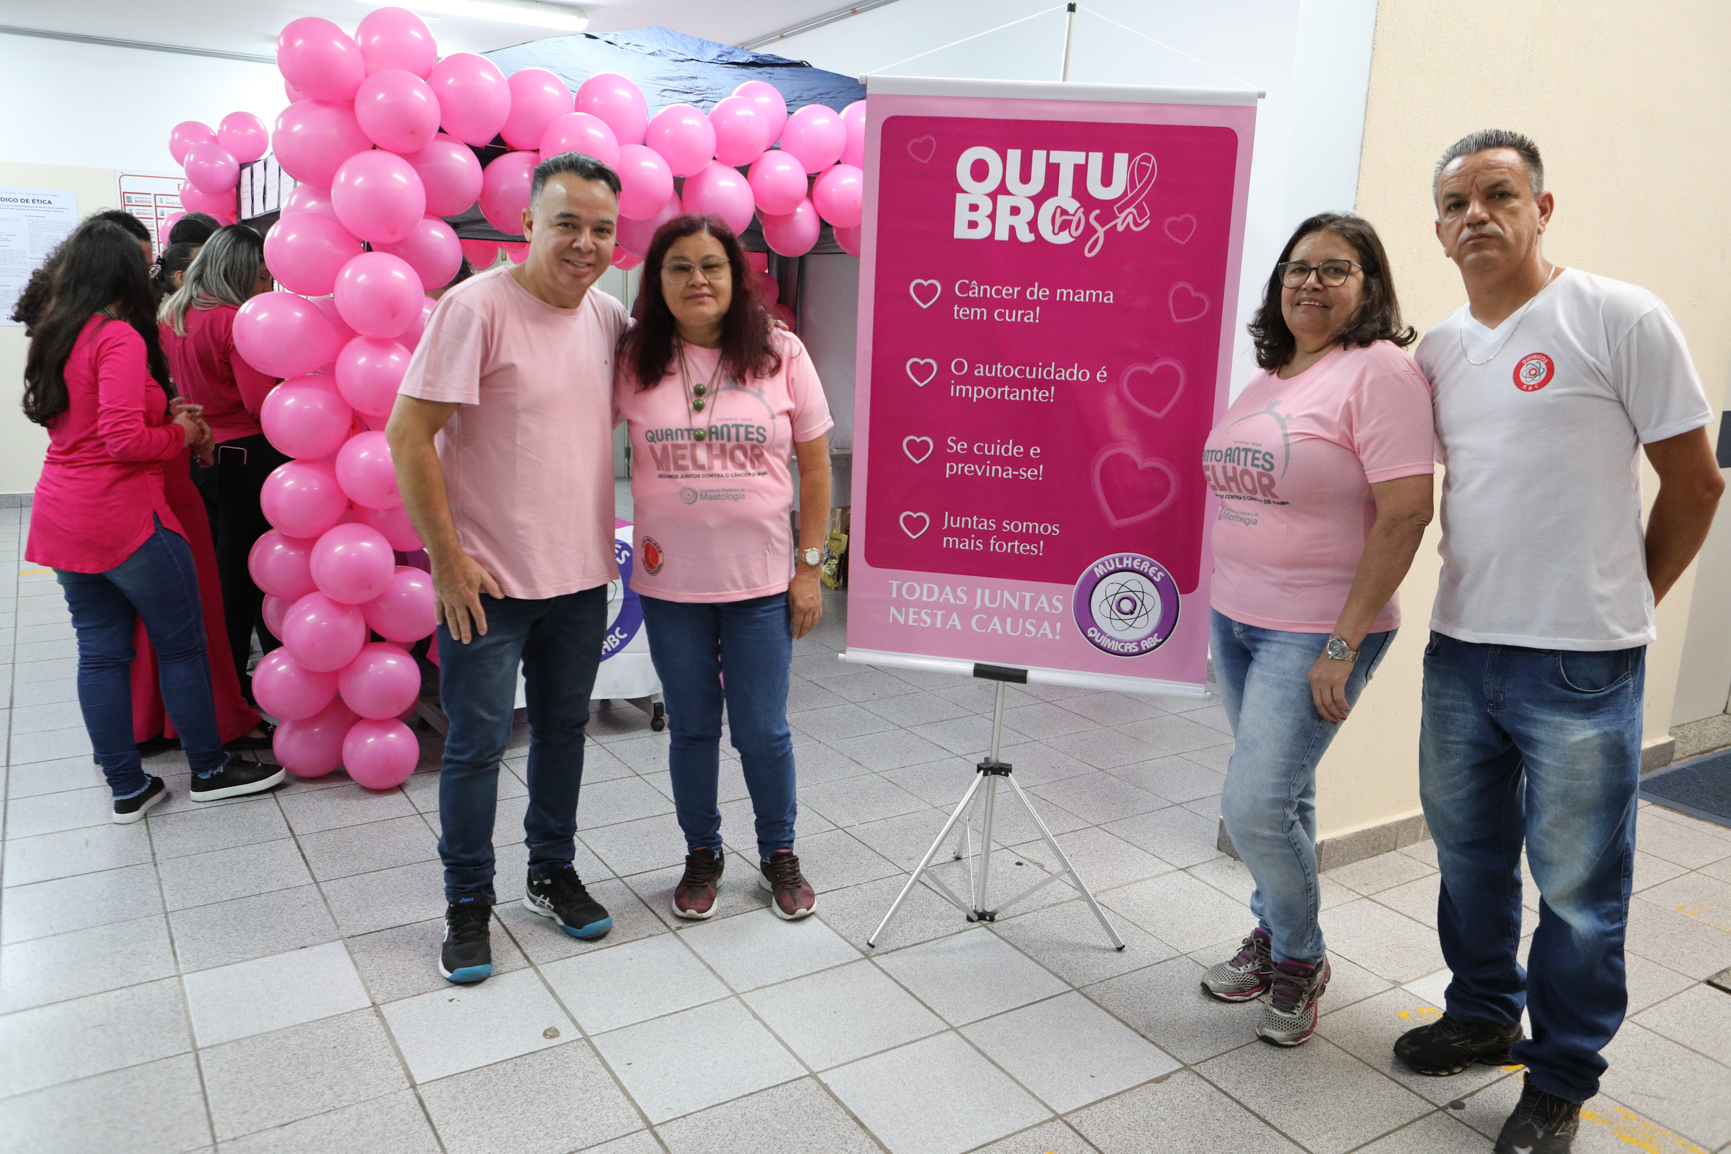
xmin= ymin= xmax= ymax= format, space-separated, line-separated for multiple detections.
xmin=867 ymin=663 xmax=1125 ymax=951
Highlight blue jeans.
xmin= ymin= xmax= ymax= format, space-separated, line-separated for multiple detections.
xmin=436 ymin=586 xmax=607 ymax=901
xmin=56 ymin=520 xmax=229 ymax=798
xmin=640 ymin=593 xmax=797 ymax=861
xmin=1211 ymin=610 xmax=1395 ymax=964
xmin=1420 ymin=632 xmax=1644 ymax=1102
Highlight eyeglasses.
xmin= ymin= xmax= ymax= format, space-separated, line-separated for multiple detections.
xmin=1276 ymin=259 xmax=1362 ymax=288
xmin=663 ymin=259 xmax=732 ymax=283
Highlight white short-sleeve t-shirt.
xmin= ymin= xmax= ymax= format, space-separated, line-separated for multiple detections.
xmin=1416 ymin=269 xmax=1712 ymax=650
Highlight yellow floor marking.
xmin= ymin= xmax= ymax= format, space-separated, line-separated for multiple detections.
xmin=1672 ymin=903 xmax=1731 ymax=933
xmin=1397 ymin=1006 xmax=1443 ymax=1022
xmin=18 ymin=569 xmax=50 ymax=575
xmin=1580 ymin=1104 xmax=1708 ymax=1153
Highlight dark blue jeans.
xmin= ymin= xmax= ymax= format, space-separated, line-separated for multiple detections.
xmin=639 ymin=593 xmax=797 ymax=861
xmin=57 ymin=520 xmax=228 ymax=798
xmin=436 ymin=586 xmax=607 ymax=901
xmin=1420 ymin=632 xmax=1645 ymax=1102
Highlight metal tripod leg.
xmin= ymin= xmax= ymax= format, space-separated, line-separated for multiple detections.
xmin=866 ymin=769 xmax=989 ymax=948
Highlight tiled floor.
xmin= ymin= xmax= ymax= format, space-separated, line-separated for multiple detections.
xmin=3 ymin=497 xmax=1731 ymax=1153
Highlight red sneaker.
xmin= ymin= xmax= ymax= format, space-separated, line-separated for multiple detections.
xmin=759 ymin=850 xmax=815 ymax=920
xmin=673 ymin=846 xmax=725 ymax=920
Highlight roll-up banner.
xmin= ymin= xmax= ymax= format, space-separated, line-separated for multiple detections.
xmin=841 ymin=76 xmax=1258 ymax=696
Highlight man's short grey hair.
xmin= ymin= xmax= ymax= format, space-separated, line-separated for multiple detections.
xmin=530 ymin=152 xmax=621 ymax=207
xmin=1432 ymin=129 xmax=1544 ymax=203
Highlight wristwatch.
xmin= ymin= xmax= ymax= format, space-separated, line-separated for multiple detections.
xmin=799 ymin=547 xmax=823 ymax=567
xmin=1324 ymin=637 xmax=1359 ymax=662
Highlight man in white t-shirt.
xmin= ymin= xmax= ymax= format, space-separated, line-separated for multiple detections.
xmin=1393 ymin=130 xmax=1722 ymax=1154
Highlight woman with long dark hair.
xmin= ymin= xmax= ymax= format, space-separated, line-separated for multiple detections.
xmin=615 ymin=215 xmax=833 ymax=922
xmin=24 ymin=218 xmax=283 ymax=820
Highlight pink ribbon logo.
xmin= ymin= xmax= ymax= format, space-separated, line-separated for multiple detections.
xmin=1084 ymin=153 xmax=1157 ymax=258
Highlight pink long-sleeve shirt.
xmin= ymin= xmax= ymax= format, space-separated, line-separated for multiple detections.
xmin=160 ymin=301 xmax=277 ymax=443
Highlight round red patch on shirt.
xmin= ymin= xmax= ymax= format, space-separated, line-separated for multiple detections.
xmin=640 ymin=536 xmax=664 ymax=575
xmin=1514 ymin=352 xmax=1555 ymax=391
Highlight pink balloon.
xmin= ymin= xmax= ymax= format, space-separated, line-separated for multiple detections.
xmin=252 ymin=649 xmax=339 ymax=721
xmin=334 ymin=252 xmax=425 ymax=339
xmin=282 ymin=591 xmax=369 ymax=673
xmin=747 ymin=250 xmax=769 ymax=273
xmin=169 ymin=121 xmax=217 ymax=166
xmin=281 ymin=183 xmax=338 ymax=220
xmin=613 ymin=251 xmax=641 ymax=270
xmin=354 ymin=69 xmax=441 ymax=154
xmin=761 ymin=199 xmax=821 ymax=257
xmin=307 ymin=295 xmax=359 ymax=350
xmin=161 ymin=211 xmax=187 ymax=236
xmin=273 ymin=100 xmax=372 ymax=189
xmin=682 ymin=161 xmax=755 ymax=235
xmin=263 ymin=212 xmax=363 ymax=297
xmin=427 ymin=53 xmax=510 ymax=147
xmin=538 ymin=112 xmax=619 ymax=170
xmin=273 ymin=698 xmax=358 ymax=776
xmin=219 ymin=112 xmax=270 ymax=165
xmin=311 ymin=522 xmax=396 ymax=604
xmin=354 ymin=504 xmax=423 ymax=552
xmin=616 ymin=195 xmax=680 ymax=256
xmin=478 ymin=151 xmax=538 ymax=235
xmin=247 ymin=529 xmax=319 ymax=600
xmin=756 ymin=269 xmax=779 ymax=305
xmin=812 ymin=164 xmax=863 ymax=228
xmin=363 ymin=565 xmax=436 ymax=641
xmin=644 ymin=105 xmax=716 ymax=179
xmin=834 ymin=224 xmax=862 ymax=257
xmin=459 ymin=239 xmax=498 ymax=269
xmin=780 ymin=104 xmax=845 ymax=173
xmin=503 ymin=68 xmax=572 ymax=152
xmin=342 ymin=718 xmax=419 ymax=788
xmin=768 ymin=302 xmax=796 ymax=328
xmin=501 ymin=242 xmax=529 ymax=265
xmin=177 ymin=183 xmax=236 ymax=219
xmin=401 ymin=134 xmax=483 ymax=217
xmin=336 ymin=336 xmax=411 ymax=418
xmin=615 ymin=145 xmax=674 ymax=219
xmin=332 ymin=151 xmax=426 ymax=245
xmin=355 ymin=7 xmax=437 ymax=77
xmin=748 ymin=151 xmax=807 ymax=217
xmin=285 ymin=80 xmax=307 ymax=104
xmin=575 ymin=72 xmax=648 ymax=146
xmin=277 ymin=17 xmax=366 ymax=104
xmin=335 ymin=430 xmax=401 ymax=509
xmin=262 ymin=593 xmax=291 ymax=639
xmin=233 ymin=291 xmax=343 ymax=378
xmin=260 ymin=377 xmax=354 ymax=459
xmin=708 ymin=96 xmax=771 ymax=167
xmin=732 ymin=81 xmax=788 ymax=143
xmin=184 ymin=142 xmax=239 ymax=194
xmin=375 ymin=216 xmax=462 ymax=291
xmin=261 ymin=459 xmax=350 ymax=539
xmin=839 ymin=100 xmax=867 ymax=169
xmin=338 ymin=642 xmax=420 ymax=719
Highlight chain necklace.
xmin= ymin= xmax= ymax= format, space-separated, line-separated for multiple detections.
xmin=1459 ymin=263 xmax=1560 ymax=367
xmin=676 ymin=342 xmax=726 ymax=442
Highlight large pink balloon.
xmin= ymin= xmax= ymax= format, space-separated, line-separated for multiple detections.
xmin=342 ymin=718 xmax=419 ymax=788
xmin=355 ymin=7 xmax=437 ymax=77
xmin=478 ymin=152 xmax=538 ymax=235
xmin=708 ymin=96 xmax=771 ymax=167
xmin=503 ymin=68 xmax=572 ymax=152
xmin=644 ymin=105 xmax=716 ymax=178
xmin=459 ymin=239 xmax=498 ymax=269
xmin=402 ymin=134 xmax=483 ymax=217
xmin=354 ymin=504 xmax=422 ymax=552
xmin=615 ymin=145 xmax=674 ymax=219
xmin=375 ymin=216 xmax=462 ymax=291
xmin=748 ymin=151 xmax=807 ymax=217
xmin=177 ymin=183 xmax=236 ymax=220
xmin=277 ymin=17 xmax=366 ymax=104
xmin=273 ymin=101 xmax=372 ymax=189
xmin=184 ymin=142 xmax=239 ymax=194
xmin=264 ymin=211 xmax=363 ymax=297
xmin=616 ymin=195 xmax=680 ymax=256
xmin=260 ymin=377 xmax=354 ymax=459
xmin=501 ymin=243 xmax=529 ymax=265
xmin=761 ymin=198 xmax=821 ymax=257
xmin=252 ymin=649 xmax=338 ymax=721
xmin=218 ymin=112 xmax=270 ymax=165
xmin=839 ymin=100 xmax=867 ymax=168
xmin=273 ymin=698 xmax=358 ymax=777
xmin=575 ymin=72 xmax=648 ymax=146
xmin=335 ymin=430 xmax=401 ymax=509
xmin=427 ymin=53 xmax=510 ymax=147
xmin=332 ymin=151 xmax=426 ymax=245
xmin=834 ymin=224 xmax=862 ymax=257
xmin=780 ymin=104 xmax=846 ymax=173
xmin=335 ymin=336 xmax=410 ymax=419
xmin=262 ymin=593 xmax=291 ymax=639
xmin=169 ymin=121 xmax=217 ymax=166
xmin=260 ymin=459 xmax=349 ymax=539
xmin=732 ymin=81 xmax=788 ymax=143
xmin=233 ymin=291 xmax=343 ymax=378
xmin=282 ymin=591 xmax=368 ymax=673
xmin=812 ymin=164 xmax=863 ymax=228
xmin=247 ymin=528 xmax=318 ymax=600
xmin=538 ymin=112 xmax=619 ymax=170
xmin=354 ymin=69 xmax=441 ymax=154
xmin=334 ymin=252 xmax=425 ymax=339
xmin=338 ymin=642 xmax=420 ymax=719
xmin=682 ymin=161 xmax=755 ymax=235
xmin=281 ymin=183 xmax=338 ymax=220
xmin=311 ymin=522 xmax=395 ymax=604
xmin=363 ymin=565 xmax=435 ymax=641
xmin=308 ymin=295 xmax=359 ymax=352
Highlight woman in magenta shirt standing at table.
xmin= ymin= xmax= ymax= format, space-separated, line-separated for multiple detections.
xmin=24 ymin=219 xmax=283 ymax=822
xmin=615 ymin=216 xmax=833 ymax=923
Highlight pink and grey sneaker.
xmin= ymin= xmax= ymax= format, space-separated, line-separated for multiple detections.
xmin=673 ymin=846 xmax=725 ymax=920
xmin=759 ymin=850 xmax=815 ymax=920
xmin=1257 ymin=955 xmax=1331 ymax=1046
xmin=1201 ymin=927 xmax=1274 ymax=1002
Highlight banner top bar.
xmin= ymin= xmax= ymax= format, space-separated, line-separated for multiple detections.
xmin=860 ymin=73 xmax=1264 ymax=105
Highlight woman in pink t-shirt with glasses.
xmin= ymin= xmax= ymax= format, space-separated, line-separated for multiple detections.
xmin=1198 ymin=213 xmax=1435 ymax=1045
xmin=615 ymin=216 xmax=833 ymax=923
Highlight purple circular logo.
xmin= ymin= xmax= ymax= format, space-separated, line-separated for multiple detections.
xmin=1073 ymin=553 xmax=1180 ymax=656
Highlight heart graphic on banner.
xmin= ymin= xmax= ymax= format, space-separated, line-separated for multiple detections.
xmin=905 ymin=358 xmax=937 ymax=387
xmin=900 ymin=511 xmax=930 ymax=538
xmin=908 ymin=279 xmax=941 ymax=308
xmin=1168 ymin=283 xmax=1209 ymax=323
xmin=1092 ymin=446 xmax=1180 ymax=527
xmin=902 ymin=436 xmax=933 ymax=464
xmin=907 ymin=135 xmax=937 ymax=163
xmin=1120 ymin=359 xmax=1185 ymax=419
xmin=1164 ymin=214 xmax=1197 ymax=244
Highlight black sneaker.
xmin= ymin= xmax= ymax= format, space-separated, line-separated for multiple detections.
xmin=189 ymin=757 xmax=286 ymax=802
xmin=1494 ymin=1078 xmax=1581 ymax=1153
xmin=523 ymin=864 xmax=612 ymax=940
xmin=1394 ymin=1012 xmax=1524 ymax=1075
xmin=441 ymin=893 xmax=493 ymax=984
xmin=224 ymin=720 xmax=277 ymax=752
xmin=112 ymin=776 xmax=168 ymax=825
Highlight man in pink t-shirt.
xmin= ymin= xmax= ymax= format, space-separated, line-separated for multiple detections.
xmin=388 ymin=153 xmax=628 ymax=985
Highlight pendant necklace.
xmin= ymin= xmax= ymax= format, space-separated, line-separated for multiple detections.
xmin=1459 ymin=263 xmax=1560 ymax=367
xmin=677 ymin=342 xmax=726 ymax=442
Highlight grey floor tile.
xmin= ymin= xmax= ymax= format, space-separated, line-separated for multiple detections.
xmin=495 ymin=878 xmax=670 ymax=965
xmin=200 ymin=1009 xmax=409 ymax=1141
xmin=782 ymin=827 xmax=901 ymax=893
xmin=0 ymin=1053 xmax=210 ymax=1154
xmin=989 ymin=741 xmax=1101 ymax=787
xmin=1598 ymin=1022 xmax=1731 ymax=1148
xmin=785 ymin=677 xmax=852 ymax=715
xmin=168 ymin=884 xmax=341 ymax=973
xmin=876 ymin=927 xmax=1068 ymax=1025
xmin=1322 ymin=897 xmax=1449 ymax=983
xmin=1107 ymin=754 xmax=1225 ymax=804
xmin=0 ymin=913 xmax=177 ymax=1013
xmin=593 ymin=997 xmax=804 ymax=1123
xmin=185 ymin=940 xmax=370 ymax=1046
xmin=908 ymin=714 xmax=1030 ymax=758
xmin=10 ymin=700 xmax=83 ymax=736
xmin=1 ymin=861 xmax=163 ymax=945
xmin=0 ymin=977 xmax=190 ymax=1097
xmin=964 ymin=1119 xmax=1101 ymax=1154
xmin=1620 ymin=951 xmax=1699 ymax=1016
xmin=576 ymin=775 xmax=677 ymax=830
xmin=677 ymin=905 xmax=861 ymax=990
xmin=792 ymin=702 xmax=902 ymax=743
xmin=1638 ymin=812 xmax=1731 ymax=870
xmin=1368 ymin=871 xmax=1442 ymax=928
xmin=218 ymin=1089 xmax=438 ymax=1154
xmin=4 ymin=783 xmax=110 ymax=838
xmin=1631 ymin=848 xmax=1690 ymax=893
xmin=297 ymin=814 xmax=439 ymax=882
xmin=349 ymin=913 xmax=530 ymax=1004
xmin=1633 ymin=981 xmax=1731 ymax=1066
xmin=1348 ymin=1111 xmax=1490 ymax=1153
xmin=580 ymin=812 xmax=691 ymax=877
xmin=9 ymin=725 xmax=92 ymax=766
xmin=4 ymin=674 xmax=70 ymax=709
xmin=881 ymin=760 xmax=988 ymax=807
xmin=1316 ymin=988 xmax=1514 ymax=1105
xmin=816 ymin=873 xmax=971 ymax=953
xmin=1326 ymin=851 xmax=1438 ymax=896
xmin=859 ymin=690 xmax=975 ymax=728
xmin=1082 ymin=956 xmax=1263 ymax=1065
xmin=146 ymin=797 xmax=292 ymax=860
xmin=319 ymin=858 xmax=446 ymax=937
xmin=1117 ymin=712 xmax=1232 ymax=755
xmin=992 ymin=898 xmax=1172 ymax=987
xmin=1048 ymin=727 xmax=1158 ymax=771
xmin=570 ymin=1130 xmax=662 ymax=1154
xmin=1028 ymin=772 xmax=1166 ymax=825
xmin=1016 ymin=825 xmax=1176 ymax=894
xmin=381 ymin=967 xmax=574 ymax=1084
xmin=1098 ymin=869 xmax=1245 ymax=954
xmin=541 ymin=932 xmax=730 ymax=1034
xmin=847 ymin=806 xmax=965 ymax=871
xmin=1624 ymin=897 xmax=1731 ymax=980
xmin=1102 ymin=805 xmax=1225 ymax=869
xmin=999 ymin=701 xmax=1098 ymax=740
xmin=6 ymin=754 xmax=107 ymax=800
xmin=1 ymin=821 xmax=152 ymax=887
xmin=656 ymin=1077 xmax=881 ymax=1154
xmin=418 ymin=1041 xmax=641 ymax=1154
xmin=744 ymin=958 xmax=945 ymax=1070
xmin=799 ymin=773 xmax=930 ymax=828
xmin=278 ymin=783 xmax=418 ymax=836
xmin=963 ymin=990 xmax=1179 ymax=1111
xmin=829 ymin=728 xmax=954 ymax=772
xmin=157 ymin=837 xmax=313 ymax=912
xmin=1056 ymin=692 xmax=1167 ymax=727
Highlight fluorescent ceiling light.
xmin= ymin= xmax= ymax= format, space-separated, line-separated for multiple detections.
xmin=403 ymin=0 xmax=588 ymax=31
